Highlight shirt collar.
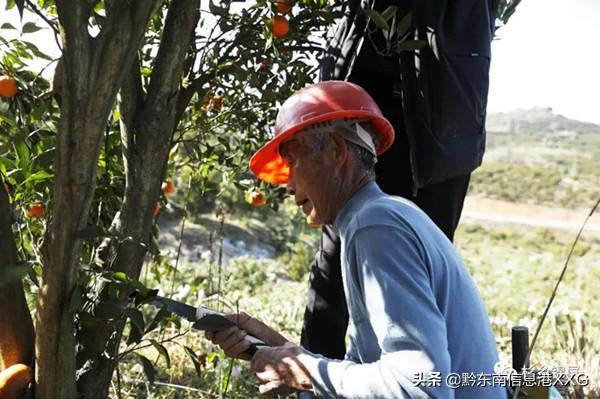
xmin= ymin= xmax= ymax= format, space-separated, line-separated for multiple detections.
xmin=333 ymin=181 xmax=383 ymax=236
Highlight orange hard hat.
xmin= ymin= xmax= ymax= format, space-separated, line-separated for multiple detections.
xmin=249 ymin=80 xmax=395 ymax=185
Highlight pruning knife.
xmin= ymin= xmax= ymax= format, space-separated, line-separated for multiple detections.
xmin=149 ymin=296 xmax=269 ymax=356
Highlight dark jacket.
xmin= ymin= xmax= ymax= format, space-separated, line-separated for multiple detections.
xmin=320 ymin=0 xmax=496 ymax=189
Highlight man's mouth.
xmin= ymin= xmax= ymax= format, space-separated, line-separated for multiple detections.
xmin=297 ymin=198 xmax=311 ymax=215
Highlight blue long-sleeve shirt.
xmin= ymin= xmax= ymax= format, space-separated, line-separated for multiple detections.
xmin=305 ymin=182 xmax=505 ymax=398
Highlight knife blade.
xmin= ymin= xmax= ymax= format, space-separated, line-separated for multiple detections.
xmin=149 ymin=296 xmax=269 ymax=356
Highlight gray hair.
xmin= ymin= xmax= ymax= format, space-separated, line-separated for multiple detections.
xmin=298 ymin=122 xmax=377 ymax=179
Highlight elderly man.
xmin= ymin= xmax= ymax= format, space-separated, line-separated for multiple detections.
xmin=207 ymin=80 xmax=504 ymax=399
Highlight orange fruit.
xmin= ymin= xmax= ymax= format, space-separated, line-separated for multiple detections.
xmin=162 ymin=181 xmax=176 ymax=195
xmin=210 ymin=95 xmax=223 ymax=112
xmin=0 ymin=75 xmax=18 ymax=98
xmin=154 ymin=202 xmax=161 ymax=216
xmin=275 ymin=0 xmax=292 ymax=14
xmin=272 ymin=15 xmax=289 ymax=38
xmin=26 ymin=203 xmax=45 ymax=219
xmin=245 ymin=191 xmax=267 ymax=207
xmin=3 ymin=182 xmax=9 ymax=193
xmin=200 ymin=94 xmax=212 ymax=112
xmin=0 ymin=363 xmax=33 ymax=399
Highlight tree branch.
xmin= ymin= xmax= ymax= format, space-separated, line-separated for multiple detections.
xmin=0 ymin=179 xmax=35 ymax=369
xmin=36 ymin=2 xmax=162 ymax=398
xmin=24 ymin=0 xmax=62 ymax=51
xmin=88 ymin=0 xmax=161 ymax=126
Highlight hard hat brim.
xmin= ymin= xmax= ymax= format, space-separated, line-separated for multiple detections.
xmin=249 ymin=110 xmax=395 ymax=185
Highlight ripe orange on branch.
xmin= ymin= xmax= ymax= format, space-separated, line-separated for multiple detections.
xmin=210 ymin=95 xmax=223 ymax=112
xmin=162 ymin=181 xmax=176 ymax=195
xmin=0 ymin=75 xmax=18 ymax=98
xmin=245 ymin=191 xmax=267 ymax=207
xmin=0 ymin=363 xmax=33 ymax=399
xmin=26 ymin=203 xmax=45 ymax=219
xmin=272 ymin=15 xmax=289 ymax=38
xmin=275 ymin=0 xmax=292 ymax=14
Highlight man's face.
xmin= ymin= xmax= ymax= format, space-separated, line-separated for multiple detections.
xmin=279 ymin=135 xmax=339 ymax=225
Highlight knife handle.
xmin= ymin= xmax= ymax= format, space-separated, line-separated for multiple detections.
xmin=244 ymin=335 xmax=270 ymax=356
xmin=245 ymin=342 xmax=270 ymax=356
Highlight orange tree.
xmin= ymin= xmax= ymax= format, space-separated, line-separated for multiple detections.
xmin=0 ymin=0 xmax=335 ymax=398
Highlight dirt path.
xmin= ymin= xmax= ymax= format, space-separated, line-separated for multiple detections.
xmin=462 ymin=196 xmax=600 ymax=234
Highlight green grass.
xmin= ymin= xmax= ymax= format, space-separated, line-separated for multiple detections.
xmin=456 ymin=222 xmax=600 ymax=397
xmin=113 ymin=216 xmax=600 ymax=398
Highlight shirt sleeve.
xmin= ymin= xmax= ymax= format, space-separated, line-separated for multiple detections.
xmin=308 ymin=223 xmax=453 ymax=399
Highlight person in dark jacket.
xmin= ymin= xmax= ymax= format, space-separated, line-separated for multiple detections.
xmin=301 ymin=0 xmax=497 ymax=361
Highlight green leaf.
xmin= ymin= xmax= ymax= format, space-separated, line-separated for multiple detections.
xmin=22 ymin=40 xmax=52 ymax=60
xmin=0 ymin=156 xmax=17 ymax=172
xmin=183 ymin=346 xmax=203 ymax=376
xmin=150 ymin=339 xmax=171 ymax=368
xmin=15 ymin=0 xmax=24 ymax=15
xmin=396 ymin=12 xmax=412 ymax=37
xmin=127 ymin=322 xmax=143 ymax=345
xmin=110 ymin=271 xmax=130 ymax=282
xmin=208 ymin=0 xmax=228 ymax=17
xmin=145 ymin=305 xmax=170 ymax=333
xmin=22 ymin=22 xmax=42 ymax=33
xmin=135 ymin=354 xmax=156 ymax=384
xmin=396 ymin=39 xmax=427 ymax=52
xmin=364 ymin=10 xmax=389 ymax=31
xmin=13 ymin=139 xmax=30 ymax=164
xmin=123 ymin=307 xmax=145 ymax=334
xmin=1 ymin=23 xmax=16 ymax=30
xmin=381 ymin=5 xmax=398 ymax=22
xmin=23 ymin=170 xmax=52 ymax=183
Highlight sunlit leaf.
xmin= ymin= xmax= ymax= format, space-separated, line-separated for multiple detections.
xmin=22 ymin=22 xmax=42 ymax=33
xmin=149 ymin=339 xmax=171 ymax=368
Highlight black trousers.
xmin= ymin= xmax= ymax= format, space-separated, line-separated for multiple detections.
xmin=299 ymin=45 xmax=472 ymax=358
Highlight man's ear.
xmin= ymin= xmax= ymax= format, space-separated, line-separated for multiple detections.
xmin=330 ymin=133 xmax=348 ymax=164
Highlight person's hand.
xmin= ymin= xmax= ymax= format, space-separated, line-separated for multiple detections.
xmin=227 ymin=312 xmax=289 ymax=347
xmin=251 ymin=342 xmax=314 ymax=395
xmin=205 ymin=325 xmax=253 ymax=360
xmin=205 ymin=312 xmax=288 ymax=361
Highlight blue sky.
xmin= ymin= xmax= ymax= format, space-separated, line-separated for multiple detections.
xmin=1 ymin=0 xmax=600 ymax=124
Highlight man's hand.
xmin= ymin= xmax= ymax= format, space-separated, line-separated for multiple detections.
xmin=205 ymin=312 xmax=288 ymax=361
xmin=251 ymin=342 xmax=315 ymax=395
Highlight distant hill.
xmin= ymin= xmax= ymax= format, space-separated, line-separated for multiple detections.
xmin=486 ymin=107 xmax=600 ymax=135
xmin=470 ymin=107 xmax=600 ymax=208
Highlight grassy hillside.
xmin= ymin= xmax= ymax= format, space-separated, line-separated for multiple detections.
xmin=471 ymin=108 xmax=600 ymax=208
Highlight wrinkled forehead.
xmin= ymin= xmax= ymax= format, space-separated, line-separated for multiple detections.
xmin=278 ymin=135 xmax=305 ymax=159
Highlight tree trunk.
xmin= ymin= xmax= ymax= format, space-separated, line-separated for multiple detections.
xmin=35 ymin=2 xmax=160 ymax=398
xmin=0 ymin=181 xmax=35 ymax=370
xmin=75 ymin=2 xmax=200 ymax=398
